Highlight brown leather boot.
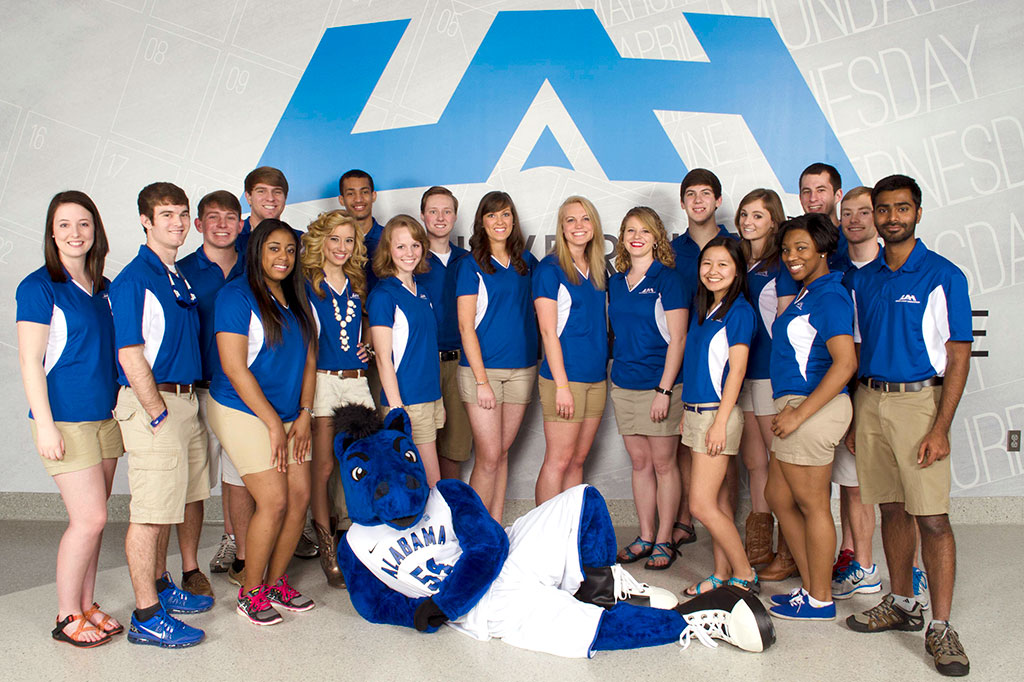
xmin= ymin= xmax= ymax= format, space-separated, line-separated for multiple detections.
xmin=313 ymin=520 xmax=346 ymax=588
xmin=744 ymin=512 xmax=775 ymax=567
xmin=759 ymin=531 xmax=798 ymax=581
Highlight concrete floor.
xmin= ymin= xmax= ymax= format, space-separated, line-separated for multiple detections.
xmin=0 ymin=519 xmax=1015 ymax=682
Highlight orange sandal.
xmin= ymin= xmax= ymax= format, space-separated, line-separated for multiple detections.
xmin=51 ymin=613 xmax=112 ymax=648
xmin=84 ymin=603 xmax=124 ymax=636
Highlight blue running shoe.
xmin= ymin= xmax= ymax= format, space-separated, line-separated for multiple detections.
xmin=913 ymin=567 xmax=930 ymax=611
xmin=769 ymin=593 xmax=836 ymax=621
xmin=832 ymin=561 xmax=882 ymax=599
xmin=770 ymin=587 xmax=807 ymax=606
xmin=127 ymin=606 xmax=204 ymax=648
xmin=158 ymin=571 xmax=214 ymax=614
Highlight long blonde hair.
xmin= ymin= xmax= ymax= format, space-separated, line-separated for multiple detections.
xmin=301 ymin=210 xmax=367 ymax=299
xmin=554 ymin=196 xmax=606 ymax=291
xmin=614 ymin=206 xmax=674 ymax=273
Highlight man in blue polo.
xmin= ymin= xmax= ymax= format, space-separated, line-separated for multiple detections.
xmin=669 ymin=168 xmax=736 ymax=553
xmin=338 ymin=169 xmax=384 ymax=292
xmin=844 ymin=174 xmax=971 ymax=677
xmin=110 ymin=182 xmax=213 ymax=648
xmin=178 ymin=190 xmax=252 ymax=587
xmin=417 ymin=186 xmax=472 ymax=480
xmin=237 ymin=166 xmax=289 ymax=255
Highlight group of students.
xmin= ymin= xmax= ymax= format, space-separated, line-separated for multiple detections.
xmin=18 ymin=161 xmax=971 ymax=676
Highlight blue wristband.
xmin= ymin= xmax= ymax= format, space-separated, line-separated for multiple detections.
xmin=150 ymin=409 xmax=168 ymax=429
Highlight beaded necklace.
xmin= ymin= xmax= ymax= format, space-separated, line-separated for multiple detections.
xmin=327 ymin=278 xmax=358 ymax=352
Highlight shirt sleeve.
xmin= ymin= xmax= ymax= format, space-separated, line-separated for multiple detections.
xmin=943 ymin=267 xmax=973 ymax=342
xmin=726 ymin=303 xmax=756 ymax=347
xmin=776 ymin=266 xmax=800 ymax=297
xmin=532 ymin=261 xmax=560 ymax=301
xmin=367 ymin=287 xmax=396 ymax=328
xmin=108 ymin=276 xmax=147 ymax=349
xmin=15 ymin=275 xmax=54 ymax=324
xmin=214 ymin=286 xmax=253 ymax=336
xmin=811 ymin=291 xmax=855 ymax=341
xmin=659 ymin=267 xmax=687 ymax=311
xmin=455 ymin=257 xmax=479 ymax=298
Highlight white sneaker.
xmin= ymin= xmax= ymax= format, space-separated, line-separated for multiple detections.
xmin=610 ymin=564 xmax=678 ymax=609
xmin=913 ymin=567 xmax=930 ymax=611
xmin=832 ymin=561 xmax=882 ymax=599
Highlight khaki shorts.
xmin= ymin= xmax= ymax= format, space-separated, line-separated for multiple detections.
xmin=32 ymin=418 xmax=123 ymax=476
xmin=437 ymin=359 xmax=472 ymax=461
xmin=458 ymin=365 xmax=537 ymax=405
xmin=681 ymin=403 xmax=744 ymax=455
xmin=196 ymin=389 xmax=242 ymax=487
xmin=313 ymin=371 xmax=375 ymax=416
xmin=113 ymin=387 xmax=209 ymax=525
xmin=738 ymin=378 xmax=776 ymax=416
xmin=381 ymin=400 xmax=445 ymax=445
xmin=610 ymin=384 xmax=684 ymax=437
xmin=538 ymin=376 xmax=607 ymax=423
xmin=831 ymin=440 xmax=859 ymax=487
xmin=771 ymin=394 xmax=852 ymax=467
xmin=854 ymin=385 xmax=949 ymax=515
xmin=207 ymin=398 xmax=302 ymax=477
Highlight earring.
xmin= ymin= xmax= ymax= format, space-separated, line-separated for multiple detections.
xmin=820 ymin=254 xmax=825 ymax=258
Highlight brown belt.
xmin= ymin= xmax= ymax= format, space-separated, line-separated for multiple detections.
xmin=156 ymin=382 xmax=194 ymax=395
xmin=317 ymin=369 xmax=367 ymax=379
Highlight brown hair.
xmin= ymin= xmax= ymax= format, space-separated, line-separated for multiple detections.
xmin=197 ymin=190 xmax=241 ymax=219
xmin=842 ymin=185 xmax=872 ymax=204
xmin=469 ymin=191 xmax=529 ymax=275
xmin=420 ymin=185 xmax=459 ymax=215
xmin=137 ymin=182 xmax=188 ymax=222
xmin=614 ymin=206 xmax=674 ymax=273
xmin=44 ymin=191 xmax=110 ymax=294
xmin=372 ymin=215 xmax=431 ymax=278
xmin=735 ymin=188 xmax=786 ymax=270
xmin=244 ymin=166 xmax=289 ymax=196
xmin=301 ymin=210 xmax=367 ymax=299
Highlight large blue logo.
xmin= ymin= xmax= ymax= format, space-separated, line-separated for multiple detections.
xmin=259 ymin=10 xmax=859 ymax=203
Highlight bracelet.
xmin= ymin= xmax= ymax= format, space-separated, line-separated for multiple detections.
xmin=475 ymin=380 xmax=488 ymax=386
xmin=300 ymin=406 xmax=315 ymax=419
xmin=653 ymin=386 xmax=673 ymax=397
xmin=556 ymin=384 xmax=569 ymax=390
xmin=150 ymin=409 xmax=168 ymax=429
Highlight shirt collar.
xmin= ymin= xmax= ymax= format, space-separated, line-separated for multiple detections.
xmin=681 ymin=224 xmax=731 ymax=248
xmin=804 ymin=270 xmax=842 ymax=292
xmin=880 ymin=239 xmax=927 ymax=274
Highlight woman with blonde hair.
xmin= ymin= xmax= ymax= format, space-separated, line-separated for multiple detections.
xmin=607 ymin=207 xmax=687 ymax=570
xmin=301 ymin=209 xmax=372 ymax=587
xmin=368 ymin=215 xmax=444 ymax=483
xmin=533 ymin=196 xmax=608 ymax=504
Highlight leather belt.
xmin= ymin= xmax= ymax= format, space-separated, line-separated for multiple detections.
xmin=156 ymin=382 xmax=194 ymax=395
xmin=859 ymin=376 xmax=943 ymax=393
xmin=317 ymin=369 xmax=367 ymax=379
xmin=440 ymin=350 xmax=460 ymax=362
xmin=683 ymin=403 xmax=719 ymax=414
xmin=194 ymin=380 xmax=211 ymax=390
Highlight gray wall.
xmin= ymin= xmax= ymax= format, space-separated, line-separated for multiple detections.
xmin=2 ymin=0 xmax=1022 ymax=500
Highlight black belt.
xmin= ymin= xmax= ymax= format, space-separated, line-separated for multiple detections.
xmin=440 ymin=350 xmax=460 ymax=362
xmin=194 ymin=380 xmax=211 ymax=390
xmin=859 ymin=376 xmax=943 ymax=393
xmin=683 ymin=403 xmax=719 ymax=414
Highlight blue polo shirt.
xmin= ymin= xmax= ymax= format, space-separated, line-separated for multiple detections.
xmin=670 ymin=225 xmax=737 ymax=307
xmin=681 ymin=296 xmax=756 ymax=404
xmin=608 ymin=261 xmax=686 ymax=390
xmin=177 ymin=246 xmax=246 ymax=382
xmin=532 ymin=255 xmax=608 ymax=383
xmin=846 ymin=240 xmax=972 ymax=383
xmin=746 ymin=259 xmax=799 ymax=381
xmin=363 ymin=219 xmax=384 ymax=293
xmin=770 ymin=272 xmax=854 ymax=398
xmin=455 ymin=251 xmax=539 ymax=370
xmin=238 ymin=217 xmax=303 ymax=258
xmin=16 ymin=268 xmax=119 ymax=422
xmin=417 ymin=244 xmax=470 ymax=353
xmin=306 ymin=278 xmax=366 ymax=372
xmin=210 ymin=280 xmax=308 ymax=421
xmin=109 ymin=245 xmax=202 ymax=386
xmin=367 ymin=277 xmax=441 ymax=406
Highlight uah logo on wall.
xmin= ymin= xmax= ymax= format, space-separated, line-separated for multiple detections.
xmin=258 ymin=10 xmax=860 ymax=203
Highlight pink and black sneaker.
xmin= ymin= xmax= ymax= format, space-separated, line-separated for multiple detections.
xmin=237 ymin=585 xmax=283 ymax=626
xmin=267 ymin=575 xmax=315 ymax=612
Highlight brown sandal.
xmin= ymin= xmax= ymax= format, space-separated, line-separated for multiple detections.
xmin=51 ymin=613 xmax=111 ymax=648
xmin=84 ymin=602 xmax=124 ymax=636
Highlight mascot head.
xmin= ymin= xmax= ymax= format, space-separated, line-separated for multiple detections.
xmin=333 ymin=405 xmax=429 ymax=530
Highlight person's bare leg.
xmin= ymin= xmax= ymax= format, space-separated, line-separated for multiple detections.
xmin=466 ymin=402 xmax=504 ymax=522
xmin=689 ymin=450 xmax=754 ymax=586
xmin=674 ymin=442 xmax=695 ymax=542
xmin=535 ymin=420 xmax=583 ymax=504
xmin=176 ymin=500 xmax=203 ymax=573
xmin=740 ymin=413 xmax=770 ymax=513
xmin=563 ymin=416 xmax=601 ymax=491
xmin=310 ymin=416 xmax=335 ymax=529
xmin=155 ymin=524 xmax=171 ymax=579
xmin=417 ymin=440 xmax=441 ymax=487
xmin=240 ymin=470 xmax=287 ymax=592
xmin=82 ymin=457 xmax=118 ymax=614
xmin=848 ymin=485 xmax=876 ymax=567
xmin=53 ymin=464 xmax=107 ymax=641
xmin=782 ymin=461 xmax=835 ymax=602
xmin=492 ymin=402 xmax=528 ymax=523
xmin=879 ymin=502 xmax=917 ymax=598
xmin=226 ymin=483 xmax=253 ymax=561
xmin=125 ymin=522 xmax=161 ymax=609
xmin=622 ymin=435 xmax=656 ymax=549
xmin=649 ymin=435 xmax=681 ymax=558
xmin=438 ymin=456 xmax=462 ymax=480
xmin=917 ymin=514 xmax=955 ymax=621
xmin=765 ymin=453 xmax=807 ymax=579
xmin=266 ymin=464 xmax=312 ymax=584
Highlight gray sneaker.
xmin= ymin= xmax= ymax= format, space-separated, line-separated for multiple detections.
xmin=293 ymin=520 xmax=319 ymax=559
xmin=209 ymin=534 xmax=236 ymax=574
xmin=926 ymin=623 xmax=970 ymax=676
xmin=846 ymin=593 xmax=924 ymax=633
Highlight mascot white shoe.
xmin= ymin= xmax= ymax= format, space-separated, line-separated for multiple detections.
xmin=333 ymin=406 xmax=776 ymax=658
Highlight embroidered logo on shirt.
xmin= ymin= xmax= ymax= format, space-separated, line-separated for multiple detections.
xmin=639 ymin=287 xmax=657 ymax=295
xmin=895 ymin=294 xmax=920 ymax=304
